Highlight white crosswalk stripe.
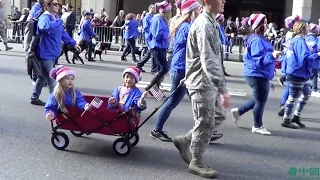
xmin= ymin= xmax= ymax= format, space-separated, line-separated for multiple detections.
xmin=137 ymin=81 xmax=247 ymax=96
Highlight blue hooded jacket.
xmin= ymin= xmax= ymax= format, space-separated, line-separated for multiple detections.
xmin=281 ymin=35 xmax=319 ymax=79
xmin=171 ymin=22 xmax=190 ymax=72
xmin=45 ymin=89 xmax=87 ymax=119
xmin=243 ymin=34 xmax=275 ymax=80
xmin=142 ymin=13 xmax=153 ymax=41
xmin=37 ymin=11 xmax=76 ymax=60
xmin=124 ymin=20 xmax=139 ymax=39
xmin=108 ymin=87 xmax=146 ymax=112
xmin=29 ymin=2 xmax=42 ymax=19
xmin=148 ymin=15 xmax=169 ymax=49
xmin=79 ymin=19 xmax=96 ymax=43
xmin=217 ymin=23 xmax=229 ymax=45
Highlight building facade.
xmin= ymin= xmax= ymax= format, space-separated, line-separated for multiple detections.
xmin=2 ymin=0 xmax=320 ymax=27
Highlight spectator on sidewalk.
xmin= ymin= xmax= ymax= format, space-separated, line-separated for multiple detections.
xmin=0 ymin=1 xmax=13 ymax=51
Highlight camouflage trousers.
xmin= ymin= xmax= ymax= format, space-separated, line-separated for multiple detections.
xmin=184 ymin=89 xmax=226 ymax=160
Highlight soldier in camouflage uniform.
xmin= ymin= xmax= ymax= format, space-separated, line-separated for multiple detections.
xmin=172 ymin=0 xmax=230 ymax=179
xmin=0 ymin=0 xmax=13 ymax=51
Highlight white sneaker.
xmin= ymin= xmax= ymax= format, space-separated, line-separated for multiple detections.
xmin=251 ymin=126 xmax=271 ymax=136
xmin=32 ymin=81 xmax=36 ymax=85
xmin=311 ymin=91 xmax=320 ymax=97
xmin=231 ymin=108 xmax=240 ymax=124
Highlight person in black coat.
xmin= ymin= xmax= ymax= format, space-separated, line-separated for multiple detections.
xmin=65 ymin=4 xmax=77 ymax=38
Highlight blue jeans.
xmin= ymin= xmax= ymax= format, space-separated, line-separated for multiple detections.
xmin=155 ymin=69 xmax=187 ymax=131
xmin=280 ymin=81 xmax=290 ymax=106
xmin=311 ymin=69 xmax=319 ymax=91
xmin=238 ymin=76 xmax=270 ymax=128
xmin=31 ymin=60 xmax=56 ymax=100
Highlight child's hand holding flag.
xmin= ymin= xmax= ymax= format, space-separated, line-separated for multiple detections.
xmin=81 ymin=97 xmax=103 ymax=117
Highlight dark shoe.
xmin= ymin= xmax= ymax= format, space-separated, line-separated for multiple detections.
xmin=224 ymin=72 xmax=230 ymax=76
xmin=281 ymin=118 xmax=298 ymax=129
xmin=209 ymin=131 xmax=223 ymax=144
xmin=278 ymin=106 xmax=284 ymax=116
xmin=120 ymin=57 xmax=126 ymax=61
xmin=173 ymin=135 xmax=192 ymax=164
xmin=88 ymin=58 xmax=95 ymax=62
xmin=150 ymin=130 xmax=172 ymax=142
xmin=5 ymin=46 xmax=13 ymax=51
xmin=291 ymin=115 xmax=306 ymax=128
xmin=188 ymin=159 xmax=219 ymax=179
xmin=30 ymin=99 xmax=45 ymax=106
xmin=277 ymin=77 xmax=285 ymax=87
xmin=136 ymin=66 xmax=146 ymax=72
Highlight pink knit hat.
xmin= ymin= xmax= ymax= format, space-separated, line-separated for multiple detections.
xmin=248 ymin=13 xmax=266 ymax=30
xmin=216 ymin=13 xmax=224 ymax=22
xmin=122 ymin=66 xmax=142 ymax=82
xmin=284 ymin=15 xmax=300 ymax=29
xmin=309 ymin=23 xmax=319 ymax=32
xmin=155 ymin=1 xmax=172 ymax=13
xmin=49 ymin=65 xmax=75 ymax=82
xmin=180 ymin=0 xmax=200 ymax=15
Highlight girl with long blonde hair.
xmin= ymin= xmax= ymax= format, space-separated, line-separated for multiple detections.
xmin=281 ymin=20 xmax=320 ymax=129
xmin=150 ymin=0 xmax=201 ymax=142
xmin=45 ymin=65 xmax=90 ymax=120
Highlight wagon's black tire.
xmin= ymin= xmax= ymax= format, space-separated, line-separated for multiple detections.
xmin=70 ymin=130 xmax=85 ymax=137
xmin=129 ymin=133 xmax=139 ymax=147
xmin=51 ymin=132 xmax=69 ymax=150
xmin=113 ymin=138 xmax=131 ymax=156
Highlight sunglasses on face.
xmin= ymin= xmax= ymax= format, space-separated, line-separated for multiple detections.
xmin=50 ymin=2 xmax=59 ymax=7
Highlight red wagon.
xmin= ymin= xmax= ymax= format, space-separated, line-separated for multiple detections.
xmin=50 ymin=95 xmax=141 ymax=156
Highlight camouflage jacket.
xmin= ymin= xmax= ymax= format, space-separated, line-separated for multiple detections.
xmin=185 ymin=12 xmax=227 ymax=94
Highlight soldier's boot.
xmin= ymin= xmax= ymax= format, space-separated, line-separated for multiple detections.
xmin=188 ymin=159 xmax=219 ymax=179
xmin=172 ymin=135 xmax=192 ymax=164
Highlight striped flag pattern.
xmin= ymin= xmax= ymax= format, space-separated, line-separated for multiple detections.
xmin=91 ymin=97 xmax=103 ymax=108
xmin=149 ymin=84 xmax=165 ymax=101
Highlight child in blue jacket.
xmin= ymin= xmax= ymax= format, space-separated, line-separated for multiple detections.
xmin=108 ymin=67 xmax=148 ymax=112
xmin=79 ymin=12 xmax=98 ymax=61
xmin=281 ymin=20 xmax=320 ymax=129
xmin=45 ymin=65 xmax=90 ymax=120
xmin=120 ymin=13 xmax=139 ymax=62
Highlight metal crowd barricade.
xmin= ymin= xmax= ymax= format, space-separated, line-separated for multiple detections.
xmin=6 ymin=21 xmax=26 ymax=44
xmin=73 ymin=25 xmax=145 ymax=51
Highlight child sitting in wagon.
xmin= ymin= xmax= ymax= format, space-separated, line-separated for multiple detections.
xmin=45 ymin=65 xmax=90 ymax=120
xmin=108 ymin=66 xmax=148 ymax=111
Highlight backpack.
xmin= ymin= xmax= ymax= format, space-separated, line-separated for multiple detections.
xmin=26 ymin=36 xmax=43 ymax=78
xmin=23 ymin=8 xmax=45 ymax=52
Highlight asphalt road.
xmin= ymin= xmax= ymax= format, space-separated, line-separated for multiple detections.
xmin=0 ymin=51 xmax=320 ymax=180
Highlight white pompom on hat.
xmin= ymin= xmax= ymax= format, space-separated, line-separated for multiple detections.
xmin=248 ymin=13 xmax=266 ymax=30
xmin=309 ymin=23 xmax=318 ymax=32
xmin=122 ymin=66 xmax=142 ymax=82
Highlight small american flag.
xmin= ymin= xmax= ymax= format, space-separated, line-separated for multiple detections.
xmin=149 ymin=84 xmax=165 ymax=101
xmin=91 ymin=97 xmax=103 ymax=108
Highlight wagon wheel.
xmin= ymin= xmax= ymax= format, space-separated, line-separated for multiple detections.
xmin=129 ymin=133 xmax=140 ymax=147
xmin=113 ymin=138 xmax=132 ymax=156
xmin=70 ymin=130 xmax=85 ymax=137
xmin=51 ymin=132 xmax=69 ymax=150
